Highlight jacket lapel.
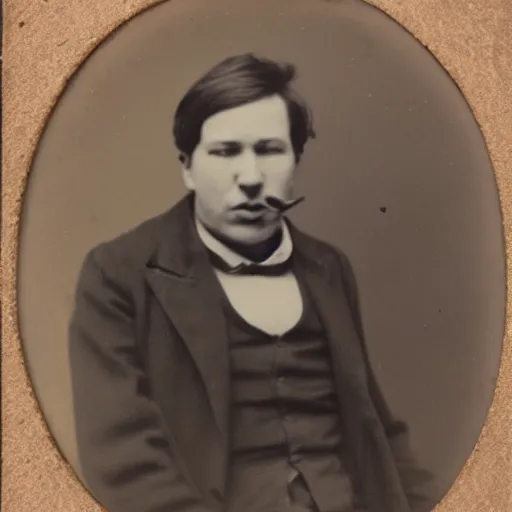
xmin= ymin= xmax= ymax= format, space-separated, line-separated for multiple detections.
xmin=144 ymin=195 xmax=230 ymax=445
xmin=290 ymin=225 xmax=372 ymax=409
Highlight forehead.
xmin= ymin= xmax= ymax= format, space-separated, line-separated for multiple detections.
xmin=200 ymin=94 xmax=291 ymax=144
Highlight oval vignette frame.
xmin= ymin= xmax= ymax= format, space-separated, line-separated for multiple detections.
xmin=3 ymin=1 xmax=511 ymax=512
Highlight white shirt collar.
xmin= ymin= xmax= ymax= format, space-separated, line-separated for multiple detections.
xmin=195 ymin=217 xmax=293 ymax=268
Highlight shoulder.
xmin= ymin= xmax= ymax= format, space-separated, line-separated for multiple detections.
xmin=289 ymin=221 xmax=353 ymax=271
xmin=289 ymin=222 xmax=360 ymax=304
xmin=81 ymin=210 xmax=170 ymax=280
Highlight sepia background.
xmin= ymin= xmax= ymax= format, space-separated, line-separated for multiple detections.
xmin=3 ymin=0 xmax=512 ymax=511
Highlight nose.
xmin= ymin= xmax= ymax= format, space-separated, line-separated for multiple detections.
xmin=239 ymin=183 xmax=263 ymax=200
xmin=236 ymin=152 xmax=263 ymax=199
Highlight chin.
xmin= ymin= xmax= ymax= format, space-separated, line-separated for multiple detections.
xmin=224 ymin=222 xmax=279 ymax=246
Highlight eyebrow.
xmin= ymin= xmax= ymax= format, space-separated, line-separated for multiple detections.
xmin=208 ymin=141 xmax=241 ymax=147
xmin=207 ymin=138 xmax=287 ymax=146
xmin=256 ymin=138 xmax=287 ymax=145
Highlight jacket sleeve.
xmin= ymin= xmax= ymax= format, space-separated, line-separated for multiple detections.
xmin=68 ymin=247 xmax=214 ymax=512
xmin=336 ymin=249 xmax=436 ymax=512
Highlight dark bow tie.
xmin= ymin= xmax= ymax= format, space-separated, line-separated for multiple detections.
xmin=207 ymin=250 xmax=292 ymax=276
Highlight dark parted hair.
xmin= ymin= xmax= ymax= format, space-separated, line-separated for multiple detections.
xmin=173 ymin=53 xmax=316 ymax=165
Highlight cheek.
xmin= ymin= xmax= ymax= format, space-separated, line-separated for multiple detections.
xmin=262 ymin=155 xmax=296 ymax=183
xmin=192 ymin=155 xmax=232 ymax=192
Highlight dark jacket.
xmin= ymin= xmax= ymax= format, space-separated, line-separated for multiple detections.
xmin=69 ymin=194 xmax=433 ymax=512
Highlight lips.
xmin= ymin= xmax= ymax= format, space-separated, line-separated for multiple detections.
xmin=230 ymin=195 xmax=306 ymax=219
xmin=236 ymin=204 xmax=267 ymax=212
xmin=234 ymin=207 xmax=267 ymax=221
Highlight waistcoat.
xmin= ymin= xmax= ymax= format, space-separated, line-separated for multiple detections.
xmin=223 ymin=273 xmax=366 ymax=512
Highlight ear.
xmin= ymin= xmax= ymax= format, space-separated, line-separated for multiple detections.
xmin=293 ymin=153 xmax=303 ymax=177
xmin=287 ymin=159 xmax=300 ymax=197
xmin=181 ymin=168 xmax=195 ymax=191
xmin=179 ymin=156 xmax=195 ymax=192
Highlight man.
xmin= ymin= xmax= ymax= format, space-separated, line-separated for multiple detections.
xmin=69 ymin=53 xmax=433 ymax=512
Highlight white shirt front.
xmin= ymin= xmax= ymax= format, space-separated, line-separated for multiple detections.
xmin=195 ymin=219 xmax=303 ymax=335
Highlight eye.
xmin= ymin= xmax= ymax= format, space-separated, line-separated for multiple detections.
xmin=209 ymin=147 xmax=240 ymax=157
xmin=255 ymin=145 xmax=286 ymax=156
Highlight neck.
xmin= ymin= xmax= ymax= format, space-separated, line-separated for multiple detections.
xmin=202 ymin=223 xmax=284 ymax=263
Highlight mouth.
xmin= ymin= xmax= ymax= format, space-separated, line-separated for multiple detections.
xmin=234 ymin=204 xmax=267 ymax=213
xmin=230 ymin=195 xmax=305 ymax=220
xmin=233 ymin=208 xmax=267 ymax=221
xmin=228 ymin=203 xmax=269 ymax=224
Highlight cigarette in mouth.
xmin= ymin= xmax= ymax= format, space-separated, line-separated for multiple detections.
xmin=264 ymin=195 xmax=305 ymax=212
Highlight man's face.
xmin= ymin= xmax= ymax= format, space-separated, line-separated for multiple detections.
xmin=181 ymin=94 xmax=297 ymax=245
